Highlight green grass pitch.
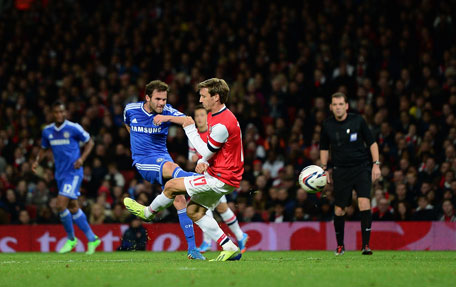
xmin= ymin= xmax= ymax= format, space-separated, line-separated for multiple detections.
xmin=1 ymin=251 xmax=455 ymax=287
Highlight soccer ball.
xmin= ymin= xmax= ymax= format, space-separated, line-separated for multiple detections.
xmin=298 ymin=165 xmax=327 ymax=193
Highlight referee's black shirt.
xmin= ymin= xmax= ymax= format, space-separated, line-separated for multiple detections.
xmin=320 ymin=113 xmax=375 ymax=167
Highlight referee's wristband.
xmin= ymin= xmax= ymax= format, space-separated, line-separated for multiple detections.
xmin=372 ymin=161 xmax=381 ymax=165
xmin=320 ymin=165 xmax=328 ymax=171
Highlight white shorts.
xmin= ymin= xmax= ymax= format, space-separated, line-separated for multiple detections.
xmin=184 ymin=173 xmax=235 ymax=209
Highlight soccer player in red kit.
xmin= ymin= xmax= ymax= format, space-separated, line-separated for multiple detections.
xmin=189 ymin=105 xmax=248 ymax=253
xmin=124 ymin=78 xmax=244 ymax=261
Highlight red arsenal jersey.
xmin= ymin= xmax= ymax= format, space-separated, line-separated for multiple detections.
xmin=206 ymin=107 xmax=244 ymax=187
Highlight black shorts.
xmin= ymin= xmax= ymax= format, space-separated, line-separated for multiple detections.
xmin=332 ymin=163 xmax=372 ymax=208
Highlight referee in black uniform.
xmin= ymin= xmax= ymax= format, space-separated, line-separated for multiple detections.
xmin=319 ymin=92 xmax=381 ymax=255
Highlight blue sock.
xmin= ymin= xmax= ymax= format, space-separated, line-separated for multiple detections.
xmin=177 ymin=208 xmax=196 ymax=251
xmin=172 ymin=167 xmax=199 ymax=178
xmin=72 ymin=209 xmax=96 ymax=242
xmin=59 ymin=209 xmax=75 ymax=241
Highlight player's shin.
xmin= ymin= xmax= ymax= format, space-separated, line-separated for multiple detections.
xmin=59 ymin=209 xmax=75 ymax=240
xmin=202 ymin=209 xmax=214 ymax=244
xmin=360 ymin=210 xmax=372 ymax=247
xmin=177 ymin=208 xmax=196 ymax=250
xmin=334 ymin=215 xmax=345 ymax=246
xmin=195 ymin=215 xmax=238 ymax=251
xmin=72 ymin=209 xmax=96 ymax=242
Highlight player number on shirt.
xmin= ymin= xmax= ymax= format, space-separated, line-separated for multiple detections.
xmin=192 ymin=176 xmax=207 ymax=186
xmin=63 ymin=184 xmax=72 ymax=194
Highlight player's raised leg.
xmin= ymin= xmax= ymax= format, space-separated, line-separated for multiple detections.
xmin=161 ymin=162 xmax=204 ymax=259
xmin=124 ymin=179 xmax=206 ymax=260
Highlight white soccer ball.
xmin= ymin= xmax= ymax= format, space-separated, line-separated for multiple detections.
xmin=298 ymin=165 xmax=327 ymax=193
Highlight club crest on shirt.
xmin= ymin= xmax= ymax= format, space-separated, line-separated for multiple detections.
xmin=350 ymin=133 xmax=358 ymax=142
xmin=48 ymin=134 xmax=53 ymax=139
xmin=64 ymin=132 xmax=70 ymax=138
xmin=156 ymin=158 xmax=164 ymax=163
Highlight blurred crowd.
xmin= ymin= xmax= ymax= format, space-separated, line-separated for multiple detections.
xmin=1 ymin=0 xmax=456 ymax=225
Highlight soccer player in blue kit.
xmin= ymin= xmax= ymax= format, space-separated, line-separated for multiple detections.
xmin=33 ymin=102 xmax=101 ymax=254
xmin=123 ymin=80 xmax=205 ymax=260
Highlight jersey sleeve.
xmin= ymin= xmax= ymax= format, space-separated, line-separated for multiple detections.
xmin=207 ymin=123 xmax=228 ymax=152
xmin=319 ymin=121 xmax=329 ymax=150
xmin=360 ymin=116 xmax=375 ymax=146
xmin=164 ymin=105 xmax=185 ymax=117
xmin=123 ymin=107 xmax=130 ymax=126
xmin=188 ymin=139 xmax=197 ymax=161
xmin=41 ymin=130 xmax=50 ymax=149
xmin=73 ymin=123 xmax=91 ymax=143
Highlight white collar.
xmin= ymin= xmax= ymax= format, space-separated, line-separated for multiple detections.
xmin=141 ymin=102 xmax=154 ymax=117
xmin=53 ymin=120 xmax=68 ymax=131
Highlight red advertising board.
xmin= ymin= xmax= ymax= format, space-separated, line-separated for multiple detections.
xmin=0 ymin=222 xmax=455 ymax=252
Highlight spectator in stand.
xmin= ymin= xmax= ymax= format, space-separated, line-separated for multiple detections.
xmin=15 ymin=209 xmax=32 ymax=225
xmin=89 ymin=203 xmax=107 ymax=224
xmin=372 ymin=198 xmax=394 ymax=221
xmin=393 ymin=201 xmax=412 ymax=221
xmin=413 ymin=196 xmax=437 ymax=221
xmin=241 ymin=206 xmax=264 ymax=222
xmin=117 ymin=216 xmax=148 ymax=251
xmin=439 ymin=199 xmax=456 ymax=222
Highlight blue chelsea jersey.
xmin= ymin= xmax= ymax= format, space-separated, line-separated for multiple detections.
xmin=124 ymin=102 xmax=184 ymax=164
xmin=41 ymin=120 xmax=90 ymax=180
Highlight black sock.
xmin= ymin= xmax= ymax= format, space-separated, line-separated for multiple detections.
xmin=334 ymin=215 xmax=345 ymax=246
xmin=360 ymin=210 xmax=372 ymax=247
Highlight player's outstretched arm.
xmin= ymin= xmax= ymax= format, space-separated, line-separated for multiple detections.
xmin=74 ymin=138 xmax=95 ymax=169
xmin=183 ymin=117 xmax=215 ymax=162
xmin=153 ymin=114 xmax=186 ymax=126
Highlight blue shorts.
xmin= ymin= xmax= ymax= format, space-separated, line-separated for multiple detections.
xmin=57 ymin=174 xmax=82 ymax=199
xmin=134 ymin=154 xmax=174 ymax=186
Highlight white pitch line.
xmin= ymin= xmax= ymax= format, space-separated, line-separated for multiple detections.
xmin=0 ymin=259 xmax=141 ymax=264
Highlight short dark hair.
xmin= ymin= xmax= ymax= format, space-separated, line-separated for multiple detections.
xmin=194 ymin=104 xmax=207 ymax=112
xmin=52 ymin=101 xmax=65 ymax=109
xmin=331 ymin=92 xmax=348 ymax=103
xmin=145 ymin=80 xmax=169 ymax=97
xmin=197 ymin=78 xmax=230 ymax=104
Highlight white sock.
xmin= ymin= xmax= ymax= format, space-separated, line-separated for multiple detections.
xmin=203 ymin=209 xmax=214 ymax=244
xmin=220 ymin=209 xmax=244 ymax=241
xmin=144 ymin=193 xmax=173 ymax=218
xmin=195 ymin=215 xmax=238 ymax=251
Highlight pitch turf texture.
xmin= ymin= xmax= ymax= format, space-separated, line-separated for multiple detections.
xmin=1 ymin=251 xmax=455 ymax=287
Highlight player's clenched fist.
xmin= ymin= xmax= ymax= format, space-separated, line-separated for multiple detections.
xmin=195 ymin=162 xmax=208 ymax=174
xmin=153 ymin=114 xmax=167 ymax=125
xmin=182 ymin=116 xmax=195 ymax=127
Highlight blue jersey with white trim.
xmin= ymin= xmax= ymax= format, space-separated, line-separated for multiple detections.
xmin=124 ymin=102 xmax=184 ymax=165
xmin=41 ymin=120 xmax=90 ymax=180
